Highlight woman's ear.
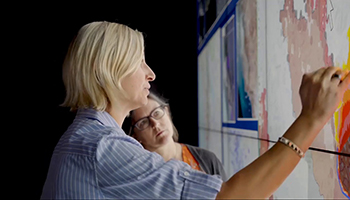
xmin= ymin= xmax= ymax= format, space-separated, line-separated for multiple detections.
xmin=133 ymin=134 xmax=142 ymax=144
xmin=132 ymin=132 xmax=142 ymax=142
xmin=165 ymin=106 xmax=170 ymax=115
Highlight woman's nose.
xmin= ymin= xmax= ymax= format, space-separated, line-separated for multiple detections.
xmin=149 ymin=117 xmax=160 ymax=128
xmin=146 ymin=64 xmax=156 ymax=81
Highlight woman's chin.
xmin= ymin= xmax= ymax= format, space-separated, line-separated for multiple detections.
xmin=157 ymin=133 xmax=173 ymax=144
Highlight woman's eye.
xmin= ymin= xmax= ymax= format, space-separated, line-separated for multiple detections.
xmin=153 ymin=111 xmax=159 ymax=117
xmin=137 ymin=119 xmax=146 ymax=127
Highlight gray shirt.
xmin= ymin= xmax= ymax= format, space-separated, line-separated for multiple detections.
xmin=186 ymin=144 xmax=228 ymax=181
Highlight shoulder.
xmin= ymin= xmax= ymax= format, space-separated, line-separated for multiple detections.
xmin=65 ymin=118 xmax=142 ymax=156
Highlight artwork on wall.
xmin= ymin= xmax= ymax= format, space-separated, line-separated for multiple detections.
xmin=198 ymin=28 xmax=223 ymax=158
xmin=235 ymin=0 xmax=257 ymax=119
xmin=197 ymin=0 xmax=350 ymax=198
xmin=222 ymin=15 xmax=236 ymax=123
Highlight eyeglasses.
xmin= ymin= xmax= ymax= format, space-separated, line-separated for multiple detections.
xmin=131 ymin=105 xmax=167 ymax=131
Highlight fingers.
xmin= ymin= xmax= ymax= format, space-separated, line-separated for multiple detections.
xmin=300 ymin=67 xmax=326 ymax=86
xmin=310 ymin=67 xmax=327 ymax=80
xmin=322 ymin=66 xmax=342 ymax=81
xmin=339 ymin=69 xmax=350 ymax=90
xmin=299 ymin=67 xmax=346 ymax=125
xmin=340 ymin=69 xmax=350 ymax=81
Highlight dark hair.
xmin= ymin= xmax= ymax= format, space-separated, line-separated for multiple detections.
xmin=127 ymin=90 xmax=179 ymax=142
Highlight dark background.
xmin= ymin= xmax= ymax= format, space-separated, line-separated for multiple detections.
xmin=16 ymin=1 xmax=199 ymax=198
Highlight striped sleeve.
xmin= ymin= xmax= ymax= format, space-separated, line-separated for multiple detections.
xmin=96 ymin=133 xmax=223 ymax=199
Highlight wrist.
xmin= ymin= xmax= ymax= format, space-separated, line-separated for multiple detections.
xmin=282 ymin=114 xmax=324 ymax=153
xmin=299 ymin=110 xmax=330 ymax=128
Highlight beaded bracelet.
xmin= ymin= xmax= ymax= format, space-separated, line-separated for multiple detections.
xmin=278 ymin=137 xmax=304 ymax=158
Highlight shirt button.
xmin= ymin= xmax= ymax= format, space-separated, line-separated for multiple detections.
xmin=184 ymin=171 xmax=190 ymax=176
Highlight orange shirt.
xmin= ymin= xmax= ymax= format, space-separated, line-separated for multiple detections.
xmin=181 ymin=144 xmax=201 ymax=171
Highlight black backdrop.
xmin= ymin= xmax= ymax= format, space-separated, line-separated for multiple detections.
xmin=16 ymin=1 xmax=198 ymax=198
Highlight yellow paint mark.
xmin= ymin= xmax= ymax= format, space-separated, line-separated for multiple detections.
xmin=334 ymin=26 xmax=350 ymax=147
xmin=344 ymin=26 xmax=350 ymax=70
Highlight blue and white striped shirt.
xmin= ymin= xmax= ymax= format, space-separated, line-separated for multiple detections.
xmin=41 ymin=108 xmax=222 ymax=199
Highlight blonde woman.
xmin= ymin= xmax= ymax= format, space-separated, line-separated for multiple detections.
xmin=127 ymin=90 xmax=227 ymax=181
xmin=40 ymin=20 xmax=350 ymax=199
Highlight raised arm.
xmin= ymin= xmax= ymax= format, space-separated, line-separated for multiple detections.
xmin=216 ymin=67 xmax=350 ymax=199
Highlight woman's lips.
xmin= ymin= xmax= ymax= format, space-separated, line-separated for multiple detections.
xmin=156 ymin=131 xmax=164 ymax=137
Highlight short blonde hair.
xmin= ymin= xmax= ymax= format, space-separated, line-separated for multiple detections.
xmin=61 ymin=21 xmax=145 ymax=111
xmin=128 ymin=91 xmax=179 ymax=142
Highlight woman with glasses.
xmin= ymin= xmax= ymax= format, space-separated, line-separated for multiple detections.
xmin=126 ymin=90 xmax=227 ymax=181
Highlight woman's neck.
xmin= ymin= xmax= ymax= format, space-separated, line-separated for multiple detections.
xmin=106 ymin=102 xmax=130 ymax=127
xmin=154 ymin=142 xmax=182 ymax=162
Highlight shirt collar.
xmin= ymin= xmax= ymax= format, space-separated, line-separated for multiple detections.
xmin=76 ymin=108 xmax=120 ymax=128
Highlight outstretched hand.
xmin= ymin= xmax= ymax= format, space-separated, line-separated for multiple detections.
xmin=299 ymin=67 xmax=350 ymax=124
